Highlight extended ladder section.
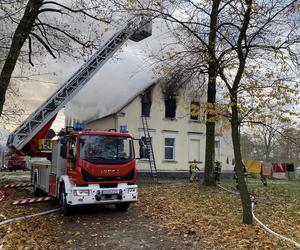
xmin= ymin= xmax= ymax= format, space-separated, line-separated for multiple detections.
xmin=7 ymin=17 xmax=152 ymax=151
xmin=141 ymin=116 xmax=158 ymax=180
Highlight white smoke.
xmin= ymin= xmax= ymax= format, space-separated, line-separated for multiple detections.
xmin=63 ymin=19 xmax=171 ymax=124
xmin=64 ymin=45 xmax=156 ymax=123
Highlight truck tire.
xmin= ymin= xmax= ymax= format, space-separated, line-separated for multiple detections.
xmin=116 ymin=202 xmax=130 ymax=211
xmin=59 ymin=184 xmax=72 ymax=216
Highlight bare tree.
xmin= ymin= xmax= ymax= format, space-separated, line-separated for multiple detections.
xmin=0 ymin=0 xmax=110 ymax=116
xmin=216 ymin=0 xmax=300 ymax=223
xmin=110 ymin=0 xmax=300 ymax=224
xmin=111 ymin=0 xmax=228 ymax=186
xmin=0 ymin=80 xmax=25 ymax=128
xmin=244 ymin=123 xmax=300 ymax=164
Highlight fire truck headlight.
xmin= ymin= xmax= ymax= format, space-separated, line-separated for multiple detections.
xmin=73 ymin=190 xmax=90 ymax=196
xmin=128 ymin=188 xmax=137 ymax=194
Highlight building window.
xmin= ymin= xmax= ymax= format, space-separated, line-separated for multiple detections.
xmin=141 ymin=102 xmax=151 ymax=117
xmin=189 ymin=139 xmax=200 ymax=162
xmin=139 ymin=136 xmax=151 ymax=159
xmin=164 ymin=138 xmax=175 ymax=160
xmin=165 ymin=98 xmax=176 ymax=119
xmin=190 ymin=101 xmax=200 ymax=120
xmin=215 ymin=139 xmax=220 ymax=160
xmin=141 ymin=89 xmax=152 ymax=117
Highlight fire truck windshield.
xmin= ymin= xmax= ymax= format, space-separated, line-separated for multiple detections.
xmin=79 ymin=135 xmax=133 ymax=164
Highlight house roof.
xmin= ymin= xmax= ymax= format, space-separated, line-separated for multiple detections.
xmin=84 ymin=81 xmax=157 ymax=124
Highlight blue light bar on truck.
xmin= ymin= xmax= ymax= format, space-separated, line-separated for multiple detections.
xmin=74 ymin=122 xmax=84 ymax=131
xmin=120 ymin=125 xmax=128 ymax=133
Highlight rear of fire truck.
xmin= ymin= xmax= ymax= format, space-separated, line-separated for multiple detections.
xmin=7 ymin=154 xmax=27 ymax=172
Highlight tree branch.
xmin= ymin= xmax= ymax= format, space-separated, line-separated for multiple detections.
xmin=42 ymin=1 xmax=110 ymax=24
xmin=28 ymin=35 xmax=34 ymax=66
xmin=30 ymin=32 xmax=56 ymax=59
xmin=34 ymin=22 xmax=92 ymax=48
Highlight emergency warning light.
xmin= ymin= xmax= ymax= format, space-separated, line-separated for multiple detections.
xmin=74 ymin=122 xmax=84 ymax=131
xmin=120 ymin=125 xmax=128 ymax=133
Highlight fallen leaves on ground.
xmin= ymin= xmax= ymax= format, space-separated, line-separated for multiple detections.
xmin=0 ymin=177 xmax=62 ymax=250
xmin=0 ymin=175 xmax=299 ymax=250
xmin=134 ymin=180 xmax=300 ymax=250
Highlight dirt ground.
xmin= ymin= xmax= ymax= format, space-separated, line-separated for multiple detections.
xmin=60 ymin=204 xmax=202 ymax=250
xmin=0 ymin=172 xmax=202 ymax=250
xmin=0 ymin=171 xmax=299 ymax=249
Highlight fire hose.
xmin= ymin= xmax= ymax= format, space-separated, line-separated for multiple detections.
xmin=217 ymin=184 xmax=300 ymax=249
xmin=0 ymin=208 xmax=60 ymax=226
xmin=0 ymin=191 xmax=4 ymax=202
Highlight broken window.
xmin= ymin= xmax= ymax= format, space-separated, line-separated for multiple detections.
xmin=141 ymin=88 xmax=152 ymax=117
xmin=190 ymin=101 xmax=200 ymax=120
xmin=165 ymin=98 xmax=176 ymax=119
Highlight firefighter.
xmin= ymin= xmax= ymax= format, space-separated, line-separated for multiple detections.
xmin=189 ymin=160 xmax=200 ymax=182
xmin=214 ymin=161 xmax=222 ymax=183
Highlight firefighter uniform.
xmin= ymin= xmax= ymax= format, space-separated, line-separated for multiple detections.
xmin=214 ymin=161 xmax=222 ymax=183
xmin=189 ymin=161 xmax=200 ymax=182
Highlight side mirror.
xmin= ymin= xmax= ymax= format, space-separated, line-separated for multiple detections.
xmin=67 ymin=149 xmax=75 ymax=161
xmin=60 ymin=143 xmax=67 ymax=159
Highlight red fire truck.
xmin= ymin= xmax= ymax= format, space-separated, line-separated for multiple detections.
xmin=32 ymin=128 xmax=138 ymax=215
xmin=7 ymin=154 xmax=27 ymax=171
xmin=7 ymin=17 xmax=152 ymax=215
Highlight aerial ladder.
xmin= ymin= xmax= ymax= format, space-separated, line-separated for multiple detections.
xmin=7 ymin=16 xmax=152 ymax=156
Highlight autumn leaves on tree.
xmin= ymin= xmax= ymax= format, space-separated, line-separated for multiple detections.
xmin=114 ymin=0 xmax=300 ymax=224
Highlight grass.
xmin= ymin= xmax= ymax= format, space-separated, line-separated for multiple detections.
xmin=135 ymin=178 xmax=300 ymax=249
xmin=0 ymin=175 xmax=299 ymax=249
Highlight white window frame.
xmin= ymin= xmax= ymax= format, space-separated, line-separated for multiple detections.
xmin=163 ymin=132 xmax=176 ymax=161
xmin=188 ymin=133 xmax=201 ymax=162
xmin=215 ymin=136 xmax=220 ymax=160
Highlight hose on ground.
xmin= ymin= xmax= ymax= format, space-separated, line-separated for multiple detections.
xmin=0 ymin=208 xmax=60 ymax=226
xmin=217 ymin=184 xmax=300 ymax=249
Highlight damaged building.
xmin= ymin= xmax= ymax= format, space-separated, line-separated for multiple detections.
xmin=83 ymin=78 xmax=235 ymax=177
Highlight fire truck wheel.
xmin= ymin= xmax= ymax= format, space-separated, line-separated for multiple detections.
xmin=115 ymin=202 xmax=130 ymax=211
xmin=59 ymin=184 xmax=72 ymax=216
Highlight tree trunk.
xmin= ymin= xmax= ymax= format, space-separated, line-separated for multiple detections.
xmin=203 ymin=66 xmax=217 ymax=186
xmin=0 ymin=0 xmax=42 ymax=115
xmin=203 ymin=0 xmax=220 ymax=186
xmin=231 ymin=96 xmax=253 ymax=224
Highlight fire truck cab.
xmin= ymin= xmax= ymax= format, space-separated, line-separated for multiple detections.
xmin=32 ymin=129 xmax=138 ymax=215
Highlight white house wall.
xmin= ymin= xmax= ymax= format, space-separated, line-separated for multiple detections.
xmin=108 ymin=84 xmax=235 ymax=172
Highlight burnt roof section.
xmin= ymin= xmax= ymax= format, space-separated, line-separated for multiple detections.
xmin=84 ymin=82 xmax=156 ymax=124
